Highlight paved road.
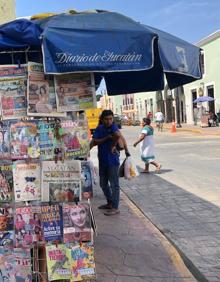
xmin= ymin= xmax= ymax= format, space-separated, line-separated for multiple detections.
xmin=117 ymin=127 xmax=220 ymax=282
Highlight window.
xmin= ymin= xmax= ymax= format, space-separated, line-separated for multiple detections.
xmin=200 ymin=52 xmax=205 ymax=75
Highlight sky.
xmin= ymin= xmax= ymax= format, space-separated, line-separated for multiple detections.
xmin=16 ymin=0 xmax=220 ymax=44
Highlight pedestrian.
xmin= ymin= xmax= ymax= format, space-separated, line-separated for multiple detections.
xmin=92 ymin=110 xmax=122 ymax=216
xmin=155 ymin=110 xmax=164 ymax=131
xmin=147 ymin=111 xmax=153 ymax=120
xmin=133 ymin=118 xmax=161 ymax=173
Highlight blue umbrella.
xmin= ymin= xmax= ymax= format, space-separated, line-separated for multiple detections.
xmin=193 ymin=96 xmax=215 ymax=103
xmin=0 ymin=11 xmax=202 ymax=95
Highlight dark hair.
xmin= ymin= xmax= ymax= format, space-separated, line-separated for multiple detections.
xmin=100 ymin=110 xmax=114 ymax=119
xmin=143 ymin=118 xmax=151 ymax=125
xmin=39 ymin=85 xmax=47 ymax=95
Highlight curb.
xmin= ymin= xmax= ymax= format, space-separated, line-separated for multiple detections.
xmin=121 ymin=190 xmax=208 ymax=282
xmin=163 ymin=126 xmax=220 ymax=136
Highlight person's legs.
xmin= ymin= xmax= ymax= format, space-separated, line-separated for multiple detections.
xmin=104 ymin=165 xmax=120 ymax=215
xmin=99 ymin=166 xmax=112 ymax=209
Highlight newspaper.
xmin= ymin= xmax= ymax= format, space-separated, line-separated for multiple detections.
xmin=27 ymin=62 xmax=65 ymax=117
xmin=55 ymin=73 xmax=96 ymax=112
xmin=41 ymin=160 xmax=81 ymax=202
xmin=0 ymin=64 xmax=27 ymax=119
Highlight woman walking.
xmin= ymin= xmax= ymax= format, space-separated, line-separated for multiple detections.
xmin=133 ymin=118 xmax=161 ymax=173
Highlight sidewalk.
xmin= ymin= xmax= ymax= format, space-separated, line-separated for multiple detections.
xmin=92 ymin=187 xmax=197 ymax=282
xmin=162 ymin=123 xmax=220 ymax=136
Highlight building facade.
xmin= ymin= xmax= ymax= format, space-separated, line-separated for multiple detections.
xmin=0 ymin=0 xmax=16 ymax=24
xmin=184 ymin=31 xmax=220 ymax=124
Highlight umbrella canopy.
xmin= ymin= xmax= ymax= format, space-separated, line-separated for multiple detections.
xmin=193 ymin=96 xmax=215 ymax=103
xmin=0 ymin=11 xmax=202 ymax=95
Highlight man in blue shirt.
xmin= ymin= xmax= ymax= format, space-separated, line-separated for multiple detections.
xmin=92 ymin=110 xmax=121 ymax=216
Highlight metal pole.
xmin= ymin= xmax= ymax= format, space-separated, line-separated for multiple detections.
xmin=175 ymin=87 xmax=182 ymax=128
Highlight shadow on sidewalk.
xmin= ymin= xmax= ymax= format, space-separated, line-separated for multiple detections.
xmin=120 ymin=171 xmax=220 ymax=282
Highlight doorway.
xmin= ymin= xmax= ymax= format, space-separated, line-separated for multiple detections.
xmin=207 ymin=85 xmax=215 ymax=113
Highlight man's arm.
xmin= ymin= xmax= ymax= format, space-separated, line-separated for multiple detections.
xmin=92 ymin=135 xmax=112 ymax=146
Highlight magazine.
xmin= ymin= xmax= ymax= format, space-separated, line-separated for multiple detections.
xmin=13 ymin=161 xmax=41 ymax=202
xmin=0 ymin=248 xmax=32 ymax=282
xmin=61 ymin=120 xmax=90 ymax=159
xmin=41 ymin=160 xmax=81 ymax=202
xmin=69 ymin=242 xmax=96 ymax=281
xmin=46 ymin=244 xmax=71 ymax=281
xmin=55 ymin=73 xmax=96 ymax=112
xmin=63 ymin=202 xmax=92 ymax=243
xmin=41 ymin=204 xmax=63 ymax=242
xmin=0 ymin=161 xmax=13 ymax=203
xmin=0 ymin=206 xmax=14 ymax=247
xmin=38 ymin=121 xmax=57 ymax=160
xmin=81 ymin=161 xmax=93 ymax=199
xmin=0 ymin=64 xmax=27 ymax=120
xmin=10 ymin=120 xmax=40 ymax=159
xmin=27 ymin=62 xmax=65 ymax=117
xmin=0 ymin=121 xmax=11 ymax=159
xmin=15 ymin=206 xmax=42 ymax=247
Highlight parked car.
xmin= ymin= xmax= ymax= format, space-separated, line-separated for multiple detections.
xmin=114 ymin=114 xmax=122 ymax=129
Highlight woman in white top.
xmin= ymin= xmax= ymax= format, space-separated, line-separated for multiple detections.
xmin=133 ymin=118 xmax=161 ymax=173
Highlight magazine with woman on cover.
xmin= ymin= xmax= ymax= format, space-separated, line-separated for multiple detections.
xmin=0 ymin=64 xmax=27 ymax=120
xmin=0 ymin=121 xmax=10 ymax=159
xmin=55 ymin=73 xmax=96 ymax=112
xmin=27 ymin=62 xmax=65 ymax=117
xmin=10 ymin=120 xmax=40 ymax=159
xmin=13 ymin=161 xmax=41 ymax=202
xmin=41 ymin=160 xmax=81 ymax=202
xmin=0 ymin=206 xmax=14 ymax=247
xmin=63 ymin=202 xmax=92 ymax=243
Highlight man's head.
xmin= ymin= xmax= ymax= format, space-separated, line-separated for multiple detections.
xmin=100 ymin=110 xmax=114 ymax=128
xmin=143 ymin=118 xmax=151 ymax=126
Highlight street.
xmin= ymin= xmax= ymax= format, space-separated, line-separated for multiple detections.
xmin=91 ymin=127 xmax=220 ymax=282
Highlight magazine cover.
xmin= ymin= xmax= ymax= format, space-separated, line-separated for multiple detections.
xmin=55 ymin=73 xmax=96 ymax=112
xmin=63 ymin=203 xmax=91 ymax=243
xmin=41 ymin=204 xmax=63 ymax=242
xmin=69 ymin=242 xmax=96 ymax=282
xmin=13 ymin=161 xmax=41 ymax=202
xmin=46 ymin=244 xmax=71 ymax=281
xmin=10 ymin=121 xmax=40 ymax=159
xmin=81 ymin=161 xmax=93 ymax=199
xmin=0 ymin=121 xmax=10 ymax=159
xmin=0 ymin=64 xmax=27 ymax=120
xmin=0 ymin=206 xmax=14 ymax=247
xmin=0 ymin=161 xmax=13 ymax=203
xmin=41 ymin=160 xmax=81 ymax=202
xmin=61 ymin=120 xmax=90 ymax=159
xmin=38 ymin=121 xmax=57 ymax=160
xmin=15 ymin=206 xmax=42 ymax=247
xmin=27 ymin=62 xmax=65 ymax=117
xmin=14 ymin=248 xmax=32 ymax=282
xmin=0 ymin=248 xmax=16 ymax=282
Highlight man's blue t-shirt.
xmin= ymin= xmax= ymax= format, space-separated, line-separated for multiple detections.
xmin=93 ymin=123 xmax=120 ymax=167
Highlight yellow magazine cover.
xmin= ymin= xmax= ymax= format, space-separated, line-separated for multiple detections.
xmin=46 ymin=244 xmax=71 ymax=281
xmin=69 ymin=242 xmax=96 ymax=282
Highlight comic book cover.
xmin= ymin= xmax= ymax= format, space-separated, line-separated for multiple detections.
xmin=0 ymin=121 xmax=11 ymax=159
xmin=55 ymin=73 xmax=96 ymax=112
xmin=69 ymin=242 xmax=96 ymax=281
xmin=63 ymin=202 xmax=91 ymax=243
xmin=41 ymin=204 xmax=63 ymax=242
xmin=10 ymin=120 xmax=40 ymax=159
xmin=38 ymin=121 xmax=57 ymax=160
xmin=13 ymin=161 xmax=41 ymax=202
xmin=0 ymin=64 xmax=27 ymax=120
xmin=61 ymin=120 xmax=90 ymax=159
xmin=41 ymin=160 xmax=81 ymax=202
xmin=46 ymin=244 xmax=71 ymax=281
xmin=0 ymin=248 xmax=32 ymax=282
xmin=27 ymin=62 xmax=66 ymax=117
xmin=0 ymin=206 xmax=14 ymax=247
xmin=81 ymin=161 xmax=93 ymax=200
xmin=0 ymin=161 xmax=13 ymax=203
xmin=15 ymin=206 xmax=42 ymax=247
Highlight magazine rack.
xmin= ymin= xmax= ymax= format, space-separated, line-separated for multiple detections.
xmin=0 ymin=51 xmax=97 ymax=282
